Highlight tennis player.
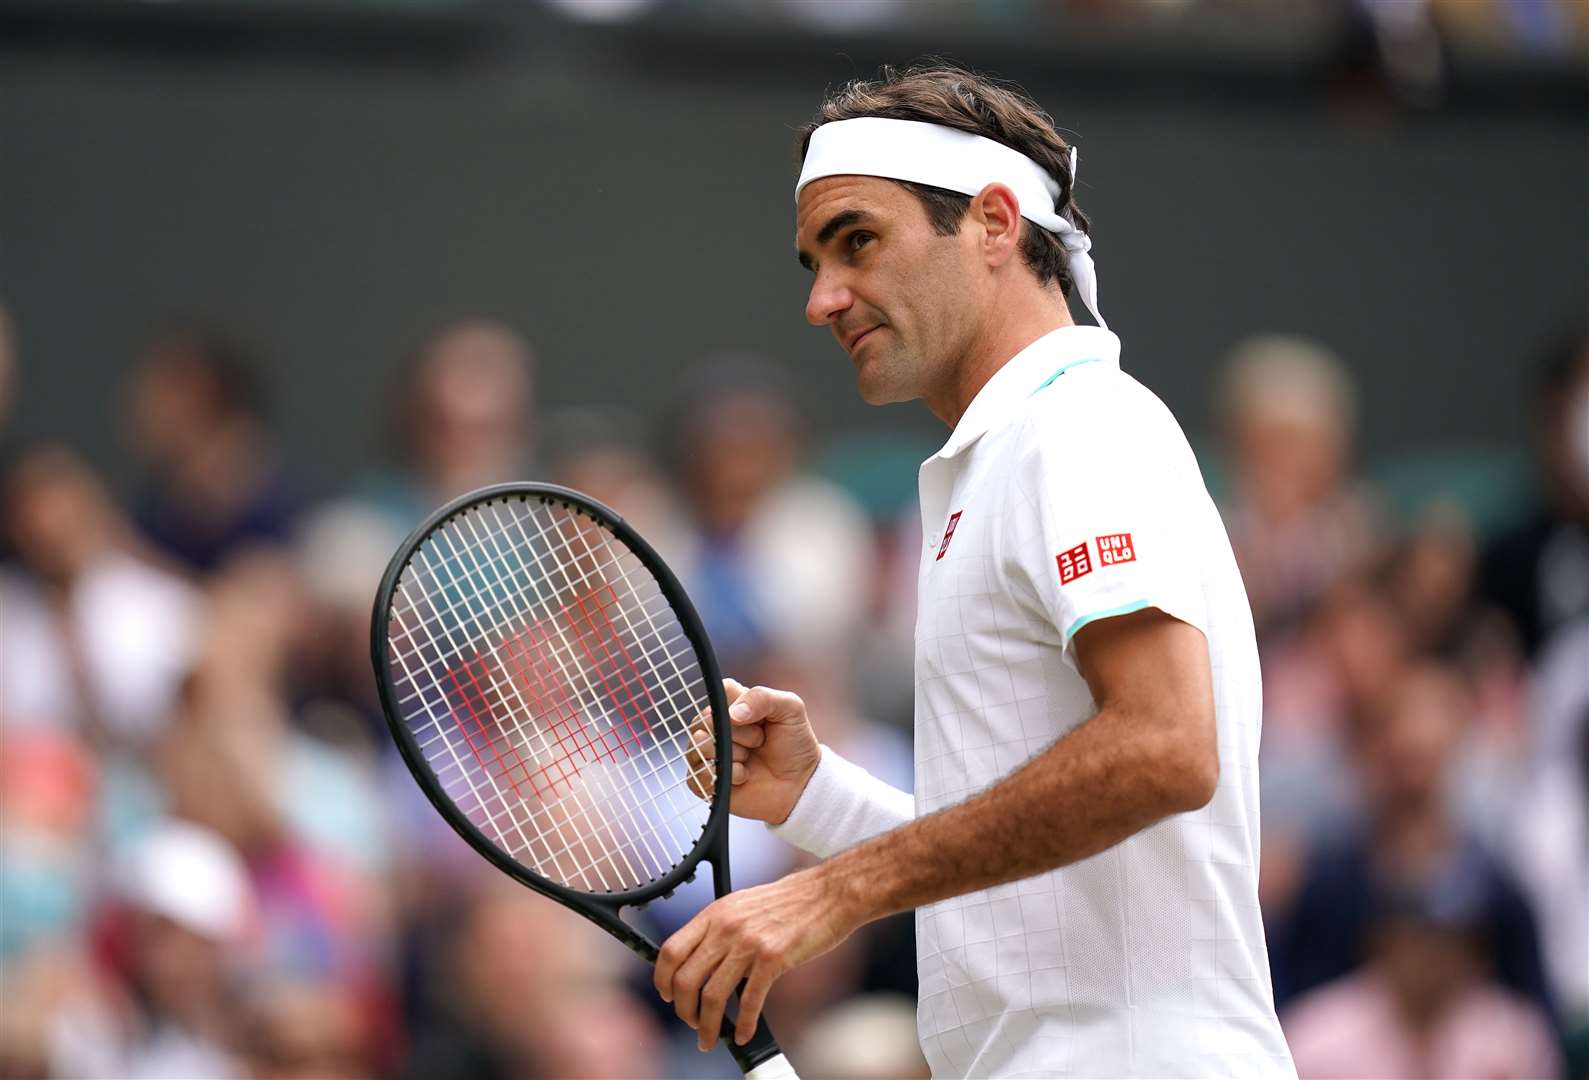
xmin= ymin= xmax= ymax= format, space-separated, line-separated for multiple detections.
xmin=656 ymin=65 xmax=1297 ymax=1078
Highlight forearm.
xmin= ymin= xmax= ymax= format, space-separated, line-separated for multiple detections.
xmin=817 ymin=701 xmax=1213 ymax=926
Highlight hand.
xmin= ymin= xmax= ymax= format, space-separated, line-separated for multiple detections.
xmin=686 ymin=678 xmax=821 ymax=825
xmin=654 ymin=865 xmax=857 ymax=1052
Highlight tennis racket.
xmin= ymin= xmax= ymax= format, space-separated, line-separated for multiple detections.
xmin=370 ymin=482 xmax=798 ymax=1079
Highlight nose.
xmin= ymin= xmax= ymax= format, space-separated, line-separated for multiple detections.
xmin=805 ymin=269 xmax=852 ymax=328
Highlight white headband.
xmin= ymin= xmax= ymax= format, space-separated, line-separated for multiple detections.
xmin=796 ymin=116 xmax=1104 ymax=329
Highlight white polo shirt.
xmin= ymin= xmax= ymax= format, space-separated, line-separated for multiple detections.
xmin=772 ymin=326 xmax=1295 ymax=1078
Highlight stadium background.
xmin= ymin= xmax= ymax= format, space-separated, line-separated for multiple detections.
xmin=1 ymin=1 xmax=1586 ymax=1077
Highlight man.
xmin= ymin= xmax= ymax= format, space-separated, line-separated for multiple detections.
xmin=656 ymin=65 xmax=1296 ymax=1078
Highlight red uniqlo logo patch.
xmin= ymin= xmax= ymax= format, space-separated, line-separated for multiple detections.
xmin=936 ymin=510 xmax=963 ymax=561
xmin=1097 ymin=532 xmax=1137 ymax=566
xmin=1057 ymin=542 xmax=1093 ymax=584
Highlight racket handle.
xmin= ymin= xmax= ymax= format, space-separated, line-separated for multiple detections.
xmin=743 ymin=1051 xmax=799 ymax=1079
xmin=725 ymin=1009 xmax=797 ymax=1078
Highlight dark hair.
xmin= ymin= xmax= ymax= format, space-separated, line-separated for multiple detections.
xmin=799 ymin=63 xmax=1089 ymax=295
xmin=140 ymin=320 xmax=265 ymax=421
xmin=1535 ymin=324 xmax=1589 ymax=408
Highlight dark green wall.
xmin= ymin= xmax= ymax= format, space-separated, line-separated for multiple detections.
xmin=3 ymin=18 xmax=1585 ymax=490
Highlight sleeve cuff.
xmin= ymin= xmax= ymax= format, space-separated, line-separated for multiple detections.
xmin=765 ymin=745 xmax=915 ymax=859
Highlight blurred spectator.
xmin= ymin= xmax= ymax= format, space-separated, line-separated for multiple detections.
xmin=0 ymin=444 xmax=200 ymax=747
xmin=1480 ymin=329 xmax=1589 ymax=659
xmin=362 ymin=318 xmax=536 ymax=531
xmin=0 ymin=729 xmax=97 ymax=965
xmin=124 ymin=322 xmax=307 ymax=572
xmin=293 ymin=502 xmax=409 ymax=746
xmin=238 ymin=978 xmax=374 ymax=1080
xmin=157 ymin=553 xmax=393 ymax=987
xmin=93 ymin=818 xmax=256 ymax=1079
xmin=403 ymin=884 xmax=662 ymax=1080
xmin=1506 ymin=615 xmax=1589 ymax=1027
xmin=1217 ymin=335 xmax=1382 ymax=644
xmin=667 ymin=360 xmax=872 ymax=671
xmin=544 ymin=407 xmax=695 ymax=570
xmin=1378 ymin=513 xmax=1531 ymax=837
xmin=1268 ymin=662 xmax=1555 ymax=1023
xmin=1283 ymin=861 xmax=1561 ymax=1080
xmin=1381 ymin=505 xmax=1479 ymax=658
xmin=1256 ymin=574 xmax=1413 ymax=862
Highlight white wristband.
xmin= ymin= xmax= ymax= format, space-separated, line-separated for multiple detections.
xmin=766 ymin=745 xmax=914 ymax=859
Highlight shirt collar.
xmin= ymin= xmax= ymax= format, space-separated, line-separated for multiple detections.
xmin=932 ymin=325 xmax=1121 ymax=460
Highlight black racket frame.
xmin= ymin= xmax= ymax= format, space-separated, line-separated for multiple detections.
xmin=370 ymin=482 xmax=783 ymax=1073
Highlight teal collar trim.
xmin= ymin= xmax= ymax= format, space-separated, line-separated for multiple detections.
xmin=1030 ymin=356 xmax=1103 ymax=396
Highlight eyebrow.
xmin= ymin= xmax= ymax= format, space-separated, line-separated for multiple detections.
xmin=795 ymin=208 xmax=873 ymax=272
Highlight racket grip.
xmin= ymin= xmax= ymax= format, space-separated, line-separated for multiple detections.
xmin=743 ymin=1051 xmax=799 ymax=1079
xmin=725 ymin=1008 xmax=797 ymax=1078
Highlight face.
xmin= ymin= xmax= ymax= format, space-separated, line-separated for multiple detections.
xmin=796 ymin=176 xmax=984 ymax=407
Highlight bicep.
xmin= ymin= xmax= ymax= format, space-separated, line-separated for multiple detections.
xmin=1071 ymin=607 xmax=1219 ymax=801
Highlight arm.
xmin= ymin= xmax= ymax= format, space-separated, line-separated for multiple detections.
xmin=656 ymin=606 xmax=1218 ymax=1051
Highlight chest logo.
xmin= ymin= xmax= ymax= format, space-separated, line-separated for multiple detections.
xmin=1057 ymin=541 xmax=1093 ymax=584
xmin=1097 ymin=532 xmax=1137 ymax=565
xmin=936 ymin=510 xmax=963 ymax=561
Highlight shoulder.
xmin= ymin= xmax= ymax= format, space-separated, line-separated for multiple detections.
xmin=1003 ymin=366 xmax=1199 ymax=492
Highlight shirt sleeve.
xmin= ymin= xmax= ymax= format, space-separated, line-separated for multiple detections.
xmin=765 ymin=745 xmax=914 ymax=859
xmin=1006 ymin=394 xmax=1212 ymax=656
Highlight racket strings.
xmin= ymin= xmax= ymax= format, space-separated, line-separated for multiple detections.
xmin=402 ymin=512 xmax=710 ymax=814
xmin=386 ymin=497 xmax=714 ymax=894
xmin=390 ymin=521 xmax=702 ymax=746
xmin=396 ymin=515 xmax=698 ymax=893
xmin=435 ymin=511 xmax=708 ymax=876
xmin=425 ymin=505 xmax=703 ymax=889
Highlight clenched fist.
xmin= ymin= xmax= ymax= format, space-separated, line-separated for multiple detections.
xmin=685 ymin=678 xmax=821 ymax=825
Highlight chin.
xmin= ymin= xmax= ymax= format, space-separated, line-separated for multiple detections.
xmin=852 ymin=348 xmax=917 ymax=406
xmin=854 ymin=375 xmax=915 ymax=407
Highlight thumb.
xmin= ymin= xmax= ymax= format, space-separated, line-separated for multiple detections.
xmin=726 ymin=684 xmax=805 ymax=727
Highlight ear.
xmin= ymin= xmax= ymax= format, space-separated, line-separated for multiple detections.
xmin=970 ymin=182 xmax=1023 ymax=269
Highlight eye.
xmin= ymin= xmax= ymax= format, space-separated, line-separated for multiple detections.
xmin=847 ymin=231 xmax=875 ymax=254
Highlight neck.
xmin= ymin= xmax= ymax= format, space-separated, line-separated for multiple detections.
xmin=929 ymin=288 xmax=1075 ymax=429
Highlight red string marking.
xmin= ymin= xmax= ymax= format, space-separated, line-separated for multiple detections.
xmin=442 ymin=580 xmax=667 ymax=804
xmin=590 ymin=584 xmax=664 ymax=734
xmin=445 ymin=657 xmax=543 ymax=802
xmin=569 ymin=584 xmax=655 ymax=762
xmin=503 ymin=627 xmax=600 ymax=767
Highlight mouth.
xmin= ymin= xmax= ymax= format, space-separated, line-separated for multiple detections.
xmin=845 ymin=325 xmax=883 ymax=354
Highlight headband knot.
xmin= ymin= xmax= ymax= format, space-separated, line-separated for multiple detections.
xmin=796 ymin=117 xmax=1104 ymax=329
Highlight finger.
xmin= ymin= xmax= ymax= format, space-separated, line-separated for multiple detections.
xmin=729 ymin=722 xmax=766 ymax=749
xmin=692 ymin=727 xmax=717 ymax=760
xmin=671 ymin=944 xmax=726 ymax=1031
xmin=655 ymin=915 xmax=711 ymax=1005
xmin=730 ymin=761 xmax=746 ymax=784
xmin=727 ymin=685 xmax=805 ymax=728
xmin=723 ymin=677 xmax=748 ymax=701
xmin=687 ymin=762 xmax=715 ymax=799
xmin=696 ymin=954 xmax=750 ymax=1053
xmin=735 ymin=966 xmax=777 ymax=1046
xmin=731 ymin=743 xmax=749 ymax=765
xmin=684 ymin=740 xmax=714 ymax=783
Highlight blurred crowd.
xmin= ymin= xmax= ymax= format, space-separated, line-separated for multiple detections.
xmin=0 ymin=303 xmax=1584 ymax=1080
xmin=561 ymin=0 xmax=1589 ymax=58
